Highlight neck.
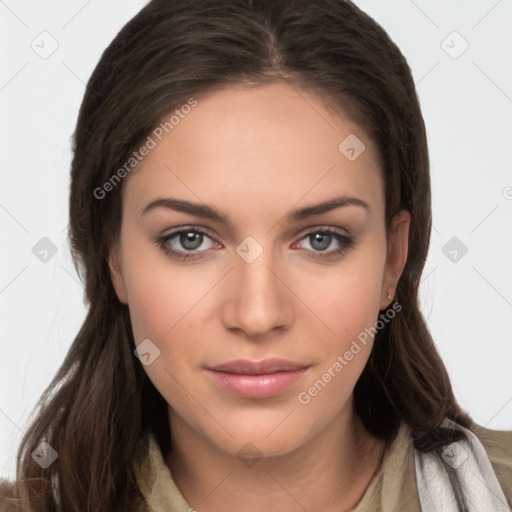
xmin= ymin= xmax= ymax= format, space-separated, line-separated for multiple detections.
xmin=165 ymin=408 xmax=387 ymax=512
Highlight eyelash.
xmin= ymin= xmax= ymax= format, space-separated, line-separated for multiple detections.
xmin=153 ymin=226 xmax=356 ymax=262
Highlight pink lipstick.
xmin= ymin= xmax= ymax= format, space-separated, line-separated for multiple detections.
xmin=207 ymin=359 xmax=309 ymax=399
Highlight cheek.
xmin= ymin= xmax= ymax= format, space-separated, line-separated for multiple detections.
xmin=125 ymin=269 xmax=174 ymax=344
xmin=121 ymin=230 xmax=201 ymax=343
xmin=295 ymin=260 xmax=384 ymax=423
xmin=295 ymin=243 xmax=386 ymax=407
xmin=305 ymin=250 xmax=386 ymax=344
xmin=121 ymin=251 xmax=200 ymax=410
xmin=120 ymin=237 xmax=215 ymax=391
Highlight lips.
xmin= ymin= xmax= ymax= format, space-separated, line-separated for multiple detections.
xmin=207 ymin=359 xmax=309 ymax=399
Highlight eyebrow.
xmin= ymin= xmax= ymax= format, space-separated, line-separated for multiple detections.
xmin=142 ymin=195 xmax=369 ymax=226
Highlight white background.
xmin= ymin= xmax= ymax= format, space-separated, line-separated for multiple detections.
xmin=1 ymin=0 xmax=511 ymax=481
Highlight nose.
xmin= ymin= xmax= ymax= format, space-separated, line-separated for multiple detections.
xmin=220 ymin=247 xmax=294 ymax=340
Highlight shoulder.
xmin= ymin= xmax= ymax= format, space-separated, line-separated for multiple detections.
xmin=470 ymin=421 xmax=512 ymax=505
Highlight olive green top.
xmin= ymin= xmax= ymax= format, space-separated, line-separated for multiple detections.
xmin=1 ymin=422 xmax=511 ymax=511
xmin=133 ymin=421 xmax=512 ymax=511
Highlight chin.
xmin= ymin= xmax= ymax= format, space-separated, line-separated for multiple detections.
xmin=209 ymin=418 xmax=311 ymax=461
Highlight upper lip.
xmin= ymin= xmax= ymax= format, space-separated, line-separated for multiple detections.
xmin=208 ymin=358 xmax=309 ymax=375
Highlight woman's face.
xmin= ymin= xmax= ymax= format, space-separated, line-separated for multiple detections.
xmin=109 ymin=81 xmax=409 ymax=459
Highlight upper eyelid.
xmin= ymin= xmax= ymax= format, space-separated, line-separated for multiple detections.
xmin=161 ymin=225 xmax=219 ymax=242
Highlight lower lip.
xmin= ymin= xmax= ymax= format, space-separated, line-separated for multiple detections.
xmin=208 ymin=369 xmax=307 ymax=399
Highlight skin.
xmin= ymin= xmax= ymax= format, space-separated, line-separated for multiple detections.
xmin=109 ymin=81 xmax=410 ymax=511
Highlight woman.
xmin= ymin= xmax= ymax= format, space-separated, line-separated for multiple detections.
xmin=2 ymin=0 xmax=511 ymax=511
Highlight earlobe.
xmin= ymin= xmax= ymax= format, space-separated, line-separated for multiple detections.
xmin=380 ymin=209 xmax=410 ymax=308
xmin=108 ymin=244 xmax=129 ymax=304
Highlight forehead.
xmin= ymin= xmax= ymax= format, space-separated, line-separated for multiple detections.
xmin=122 ymin=81 xmax=384 ymax=222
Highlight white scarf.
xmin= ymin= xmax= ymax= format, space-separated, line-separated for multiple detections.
xmin=414 ymin=418 xmax=510 ymax=511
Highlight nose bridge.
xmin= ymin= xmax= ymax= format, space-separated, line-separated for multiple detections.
xmin=223 ymin=236 xmax=293 ymax=337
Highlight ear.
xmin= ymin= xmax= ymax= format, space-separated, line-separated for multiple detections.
xmin=108 ymin=242 xmax=129 ymax=304
xmin=380 ymin=209 xmax=410 ymax=309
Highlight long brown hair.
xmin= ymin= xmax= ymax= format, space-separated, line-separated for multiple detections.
xmin=9 ymin=0 xmax=471 ymax=510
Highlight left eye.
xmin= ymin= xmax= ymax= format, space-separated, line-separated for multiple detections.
xmin=297 ymin=232 xmax=341 ymax=251
xmin=291 ymin=229 xmax=356 ymax=260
